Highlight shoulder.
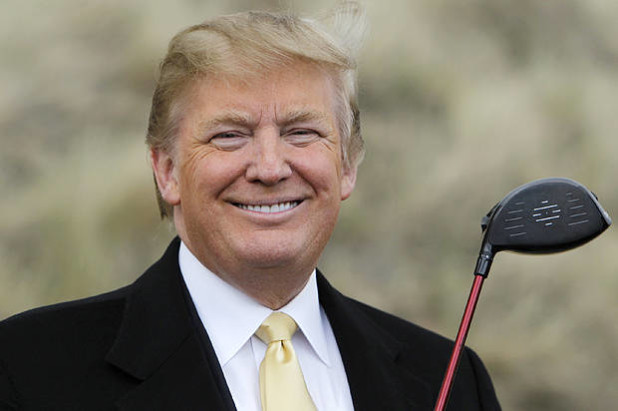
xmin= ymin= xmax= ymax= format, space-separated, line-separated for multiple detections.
xmin=0 ymin=236 xmax=182 ymax=345
xmin=351 ymin=297 xmax=443 ymax=337
xmin=0 ymin=286 xmax=133 ymax=409
xmin=0 ymin=239 xmax=186 ymax=409
xmin=327 ymin=288 xmax=501 ymax=410
xmin=0 ymin=286 xmax=130 ymax=374
xmin=338 ymin=291 xmax=456 ymax=353
xmin=0 ymin=285 xmax=130 ymax=344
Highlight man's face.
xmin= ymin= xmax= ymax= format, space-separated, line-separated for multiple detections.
xmin=152 ymin=63 xmax=356 ymax=286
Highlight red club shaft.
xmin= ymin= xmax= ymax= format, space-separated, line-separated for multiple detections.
xmin=434 ymin=274 xmax=486 ymax=411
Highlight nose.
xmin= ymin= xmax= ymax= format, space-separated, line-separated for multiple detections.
xmin=245 ymin=130 xmax=292 ymax=185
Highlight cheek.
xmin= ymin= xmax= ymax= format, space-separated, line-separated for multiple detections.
xmin=178 ymin=150 xmax=244 ymax=201
xmin=291 ymin=146 xmax=344 ymax=194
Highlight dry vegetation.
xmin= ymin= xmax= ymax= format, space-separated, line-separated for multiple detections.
xmin=1 ymin=0 xmax=617 ymax=409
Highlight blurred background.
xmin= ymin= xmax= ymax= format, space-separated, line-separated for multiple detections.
xmin=1 ymin=0 xmax=617 ymax=409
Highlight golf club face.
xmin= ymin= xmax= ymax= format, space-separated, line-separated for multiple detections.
xmin=481 ymin=178 xmax=612 ymax=254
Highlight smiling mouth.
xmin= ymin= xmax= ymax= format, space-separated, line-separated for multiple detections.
xmin=233 ymin=201 xmax=302 ymax=214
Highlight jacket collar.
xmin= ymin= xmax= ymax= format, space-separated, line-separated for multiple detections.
xmin=317 ymin=271 xmax=434 ymax=410
xmin=105 ymin=238 xmax=235 ymax=410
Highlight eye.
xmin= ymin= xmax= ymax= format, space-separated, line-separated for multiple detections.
xmin=214 ymin=132 xmax=239 ymax=138
xmin=209 ymin=132 xmax=248 ymax=150
xmin=284 ymin=129 xmax=321 ymax=146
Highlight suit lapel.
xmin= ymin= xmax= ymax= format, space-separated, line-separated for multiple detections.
xmin=105 ymin=238 xmax=235 ymax=410
xmin=317 ymin=272 xmax=433 ymax=410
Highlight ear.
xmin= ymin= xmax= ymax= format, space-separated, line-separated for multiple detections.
xmin=340 ymin=164 xmax=358 ymax=201
xmin=150 ymin=148 xmax=181 ymax=206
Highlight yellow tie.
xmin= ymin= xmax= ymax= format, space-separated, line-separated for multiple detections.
xmin=255 ymin=312 xmax=317 ymax=411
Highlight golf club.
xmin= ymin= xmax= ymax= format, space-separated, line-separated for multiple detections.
xmin=434 ymin=177 xmax=612 ymax=411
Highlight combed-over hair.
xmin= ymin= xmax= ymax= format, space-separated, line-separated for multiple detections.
xmin=147 ymin=3 xmax=365 ymax=218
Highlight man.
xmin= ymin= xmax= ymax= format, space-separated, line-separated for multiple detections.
xmin=0 ymin=5 xmax=500 ymax=410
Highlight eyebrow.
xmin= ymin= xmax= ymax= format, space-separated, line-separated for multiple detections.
xmin=196 ymin=108 xmax=334 ymax=133
xmin=277 ymin=109 xmax=333 ymax=129
xmin=197 ymin=111 xmax=258 ymax=132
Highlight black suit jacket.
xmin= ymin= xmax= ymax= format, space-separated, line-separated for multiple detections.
xmin=0 ymin=238 xmax=500 ymax=410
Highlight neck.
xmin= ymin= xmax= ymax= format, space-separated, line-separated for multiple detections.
xmin=227 ymin=267 xmax=313 ymax=309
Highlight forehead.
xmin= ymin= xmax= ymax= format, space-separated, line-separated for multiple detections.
xmin=179 ymin=63 xmax=339 ymax=123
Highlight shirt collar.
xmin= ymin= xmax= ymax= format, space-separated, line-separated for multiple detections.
xmin=178 ymin=241 xmax=331 ymax=367
xmin=278 ymin=269 xmax=331 ymax=366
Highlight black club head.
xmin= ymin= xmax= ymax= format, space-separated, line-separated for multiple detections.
xmin=475 ymin=178 xmax=612 ymax=276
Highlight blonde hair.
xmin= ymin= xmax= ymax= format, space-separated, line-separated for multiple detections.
xmin=147 ymin=3 xmax=365 ymax=218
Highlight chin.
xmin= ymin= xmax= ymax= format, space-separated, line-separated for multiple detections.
xmin=233 ymin=238 xmax=315 ymax=271
xmin=238 ymin=249 xmax=303 ymax=269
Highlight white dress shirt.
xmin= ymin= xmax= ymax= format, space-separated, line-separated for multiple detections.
xmin=179 ymin=242 xmax=355 ymax=411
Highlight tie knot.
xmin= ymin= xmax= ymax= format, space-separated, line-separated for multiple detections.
xmin=256 ymin=312 xmax=298 ymax=344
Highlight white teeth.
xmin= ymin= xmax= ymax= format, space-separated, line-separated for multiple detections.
xmin=237 ymin=201 xmax=299 ymax=213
